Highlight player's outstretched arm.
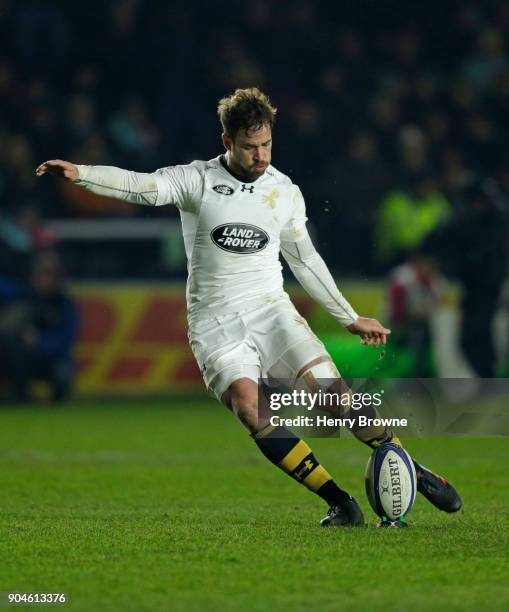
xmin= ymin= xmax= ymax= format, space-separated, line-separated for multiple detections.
xmin=36 ymin=159 xmax=160 ymax=206
xmin=281 ymin=231 xmax=390 ymax=347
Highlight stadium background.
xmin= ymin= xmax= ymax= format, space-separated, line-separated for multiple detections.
xmin=1 ymin=3 xmax=509 ymax=611
xmin=2 ymin=0 xmax=509 ymax=393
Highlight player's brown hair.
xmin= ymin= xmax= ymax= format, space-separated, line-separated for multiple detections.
xmin=217 ymin=88 xmax=277 ymax=139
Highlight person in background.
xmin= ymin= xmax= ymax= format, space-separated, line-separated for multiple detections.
xmin=0 ymin=204 xmax=57 ymax=281
xmin=435 ymin=178 xmax=508 ymax=377
xmin=387 ymin=254 xmax=444 ymax=376
xmin=375 ymin=172 xmax=451 ymax=268
xmin=0 ymin=251 xmax=78 ymax=402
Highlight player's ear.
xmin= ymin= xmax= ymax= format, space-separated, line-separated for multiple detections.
xmin=222 ymin=132 xmax=232 ymax=151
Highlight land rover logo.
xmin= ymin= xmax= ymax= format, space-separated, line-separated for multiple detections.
xmin=211 ymin=223 xmax=269 ymax=254
xmin=213 ymin=184 xmax=234 ymax=195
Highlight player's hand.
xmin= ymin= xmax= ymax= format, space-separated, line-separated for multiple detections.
xmin=35 ymin=159 xmax=79 ymax=181
xmin=346 ymin=317 xmax=391 ymax=347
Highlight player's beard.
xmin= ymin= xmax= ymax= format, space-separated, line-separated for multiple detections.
xmin=246 ymin=161 xmax=268 ymax=179
xmin=228 ymin=151 xmax=268 ymax=180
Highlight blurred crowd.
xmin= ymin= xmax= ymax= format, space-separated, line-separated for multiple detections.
xmin=1 ymin=0 xmax=509 ymax=385
xmin=0 ymin=2 xmax=508 ymax=266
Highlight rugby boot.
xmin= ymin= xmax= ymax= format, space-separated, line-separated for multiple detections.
xmin=320 ymin=494 xmax=365 ymax=527
xmin=413 ymin=460 xmax=462 ymax=513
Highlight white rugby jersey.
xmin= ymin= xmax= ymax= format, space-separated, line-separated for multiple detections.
xmin=75 ymin=155 xmax=358 ymax=325
xmin=153 ymin=156 xmax=307 ymax=317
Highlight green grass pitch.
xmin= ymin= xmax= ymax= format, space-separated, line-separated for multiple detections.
xmin=1 ymin=400 xmax=508 ymax=611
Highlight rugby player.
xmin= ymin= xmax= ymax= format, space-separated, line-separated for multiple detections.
xmin=36 ymin=88 xmax=461 ymax=526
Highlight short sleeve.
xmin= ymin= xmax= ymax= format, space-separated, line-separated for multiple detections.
xmin=280 ymin=185 xmax=308 ymax=242
xmin=153 ymin=164 xmax=203 ymax=211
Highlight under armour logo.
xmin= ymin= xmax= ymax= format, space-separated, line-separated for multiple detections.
xmin=241 ymin=184 xmax=254 ymax=193
xmin=294 ymin=459 xmax=316 ymax=480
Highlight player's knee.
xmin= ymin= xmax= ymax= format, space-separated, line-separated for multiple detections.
xmin=296 ymin=356 xmax=340 ymax=381
xmin=296 ymin=358 xmax=349 ymax=416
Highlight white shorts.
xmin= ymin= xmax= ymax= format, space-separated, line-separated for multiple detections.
xmin=188 ymin=296 xmax=333 ymax=400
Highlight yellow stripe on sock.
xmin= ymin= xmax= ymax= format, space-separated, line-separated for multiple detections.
xmin=278 ymin=440 xmax=312 ymax=473
xmin=302 ymin=465 xmax=333 ymax=492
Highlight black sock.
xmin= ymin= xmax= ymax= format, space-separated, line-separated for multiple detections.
xmin=252 ymin=424 xmax=350 ymax=505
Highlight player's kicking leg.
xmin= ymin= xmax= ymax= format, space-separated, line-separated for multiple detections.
xmin=297 ymin=358 xmax=462 ymax=514
xmin=221 ymin=377 xmax=365 ymax=527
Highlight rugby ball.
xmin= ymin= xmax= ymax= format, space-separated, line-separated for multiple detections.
xmin=365 ymin=443 xmax=416 ymax=520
